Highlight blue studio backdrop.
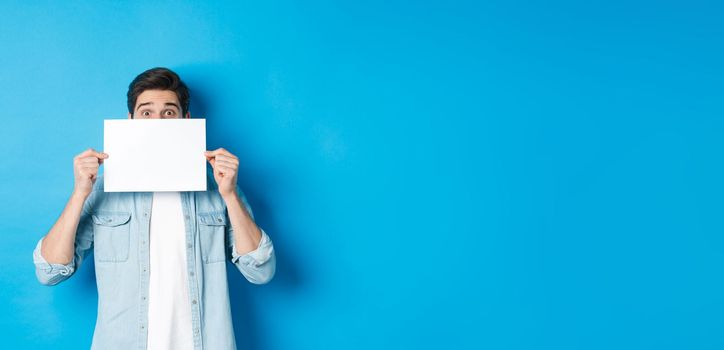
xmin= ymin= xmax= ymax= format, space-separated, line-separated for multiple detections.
xmin=1 ymin=1 xmax=723 ymax=349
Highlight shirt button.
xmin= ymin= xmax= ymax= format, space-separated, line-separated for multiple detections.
xmin=187 ymin=243 xmax=192 ymax=249
xmin=185 ymin=215 xmax=190 ymax=220
xmin=192 ymin=300 xmax=197 ymax=304
xmin=189 ymin=271 xmax=195 ymax=276
xmin=217 ymin=218 xmax=222 ymax=222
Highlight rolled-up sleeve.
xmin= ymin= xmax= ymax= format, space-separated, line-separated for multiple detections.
xmin=226 ymin=187 xmax=276 ymax=284
xmin=230 ymin=228 xmax=275 ymax=284
xmin=33 ymin=237 xmax=77 ymax=286
xmin=33 ymin=193 xmax=95 ymax=286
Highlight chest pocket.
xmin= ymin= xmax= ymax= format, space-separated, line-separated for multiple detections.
xmin=197 ymin=210 xmax=227 ymax=263
xmin=92 ymin=211 xmax=132 ymax=263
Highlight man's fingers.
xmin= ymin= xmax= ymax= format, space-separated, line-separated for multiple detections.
xmin=78 ymin=157 xmax=107 ymax=167
xmin=75 ymin=148 xmax=98 ymax=159
xmin=78 ymin=168 xmax=98 ymax=178
xmin=205 ymin=149 xmax=238 ymax=177
xmin=215 ymin=159 xmax=237 ymax=168
xmin=79 ymin=157 xmax=101 ymax=165
xmin=88 ymin=156 xmax=108 ymax=165
xmin=216 ymin=164 xmax=236 ymax=175
xmin=204 ymin=149 xmax=241 ymax=179
xmin=75 ymin=148 xmax=109 ymax=161
xmin=204 ymin=148 xmax=237 ymax=160
xmin=205 ymin=148 xmax=228 ymax=156
xmin=217 ymin=165 xmax=235 ymax=172
xmin=215 ymin=155 xmax=239 ymax=164
xmin=76 ymin=148 xmax=108 ymax=158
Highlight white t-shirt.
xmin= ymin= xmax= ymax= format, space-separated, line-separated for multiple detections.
xmin=146 ymin=191 xmax=194 ymax=350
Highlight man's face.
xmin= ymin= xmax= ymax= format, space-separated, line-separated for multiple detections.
xmin=128 ymin=89 xmax=189 ymax=119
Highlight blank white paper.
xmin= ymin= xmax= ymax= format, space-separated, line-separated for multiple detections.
xmin=103 ymin=119 xmax=207 ymax=192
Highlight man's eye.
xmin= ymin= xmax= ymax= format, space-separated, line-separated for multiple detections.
xmin=164 ymin=110 xmax=176 ymax=116
xmin=142 ymin=111 xmax=151 ymax=116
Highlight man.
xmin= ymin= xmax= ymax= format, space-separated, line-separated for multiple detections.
xmin=32 ymin=67 xmax=275 ymax=350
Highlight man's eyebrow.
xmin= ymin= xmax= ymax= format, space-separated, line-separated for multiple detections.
xmin=136 ymin=102 xmax=153 ymax=111
xmin=164 ymin=102 xmax=180 ymax=110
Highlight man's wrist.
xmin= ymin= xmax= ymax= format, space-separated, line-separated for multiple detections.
xmin=71 ymin=190 xmax=88 ymax=202
xmin=220 ymin=189 xmax=239 ymax=202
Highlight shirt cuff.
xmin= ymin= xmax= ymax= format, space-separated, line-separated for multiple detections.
xmin=33 ymin=237 xmax=76 ymax=276
xmin=230 ymin=228 xmax=274 ymax=267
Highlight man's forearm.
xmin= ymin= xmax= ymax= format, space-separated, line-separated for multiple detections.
xmin=222 ymin=191 xmax=262 ymax=255
xmin=41 ymin=191 xmax=87 ymax=265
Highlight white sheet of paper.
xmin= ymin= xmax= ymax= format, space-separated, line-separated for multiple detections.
xmin=103 ymin=119 xmax=207 ymax=192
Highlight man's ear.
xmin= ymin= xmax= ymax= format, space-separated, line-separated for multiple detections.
xmin=127 ymin=112 xmax=132 ymax=119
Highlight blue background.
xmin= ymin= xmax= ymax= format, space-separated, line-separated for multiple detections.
xmin=1 ymin=1 xmax=722 ymax=349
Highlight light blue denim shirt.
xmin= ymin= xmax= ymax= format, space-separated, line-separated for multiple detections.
xmin=32 ymin=168 xmax=276 ymax=350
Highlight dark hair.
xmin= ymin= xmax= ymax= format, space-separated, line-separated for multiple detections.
xmin=127 ymin=67 xmax=190 ymax=118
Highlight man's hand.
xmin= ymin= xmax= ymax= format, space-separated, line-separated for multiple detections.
xmin=205 ymin=148 xmax=239 ymax=198
xmin=73 ymin=148 xmax=108 ymax=199
xmin=206 ymin=148 xmax=264 ymax=260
